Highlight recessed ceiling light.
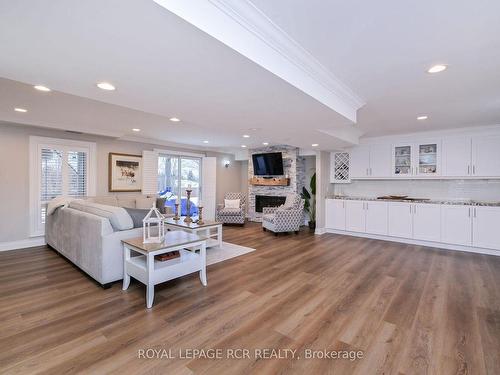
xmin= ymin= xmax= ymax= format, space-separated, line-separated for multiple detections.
xmin=14 ymin=107 xmax=27 ymax=113
xmin=312 ymin=143 xmax=319 ymax=147
xmin=169 ymin=117 xmax=181 ymax=122
xmin=96 ymin=82 xmax=116 ymax=91
xmin=203 ymin=140 xmax=209 ymax=144
xmin=417 ymin=115 xmax=428 ymax=120
xmin=243 ymin=134 xmax=250 ymax=138
xmin=262 ymin=142 xmax=269 ymax=146
xmin=34 ymin=85 xmax=51 ymax=92
xmin=241 ymin=145 xmax=247 ymax=148
xmin=427 ymin=64 xmax=447 ymax=74
xmin=132 ymin=128 xmax=141 ymax=132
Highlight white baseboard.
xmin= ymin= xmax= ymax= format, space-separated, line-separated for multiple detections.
xmin=0 ymin=236 xmax=46 ymax=252
xmin=324 ymin=229 xmax=500 ymax=257
xmin=314 ymin=227 xmax=326 ymax=235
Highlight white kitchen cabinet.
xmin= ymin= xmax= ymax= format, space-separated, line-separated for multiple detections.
xmin=365 ymin=201 xmax=388 ymax=235
xmin=349 ymin=146 xmax=370 ymax=178
xmin=441 ymin=205 xmax=472 ymax=246
xmin=326 ymin=199 xmax=345 ymax=230
xmin=471 ymin=135 xmax=500 ymax=177
xmin=412 ymin=203 xmax=441 ymax=242
xmin=369 ymin=144 xmax=392 ymax=177
xmin=472 ymin=206 xmax=500 ymax=250
xmin=345 ymin=201 xmax=366 ymax=233
xmin=442 ymin=137 xmax=472 ymax=177
xmin=349 ymin=144 xmax=391 ymax=178
xmin=392 ymin=144 xmax=414 ymax=177
xmin=388 ymin=202 xmax=413 ymax=238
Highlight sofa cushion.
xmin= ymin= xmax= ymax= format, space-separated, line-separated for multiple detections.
xmin=135 ymin=196 xmax=156 ymax=210
xmin=117 ymin=197 xmax=137 ymax=209
xmin=69 ymin=200 xmax=133 ymax=231
xmin=87 ymin=196 xmax=118 ymax=206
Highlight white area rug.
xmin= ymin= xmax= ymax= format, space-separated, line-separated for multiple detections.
xmin=206 ymin=242 xmax=255 ymax=265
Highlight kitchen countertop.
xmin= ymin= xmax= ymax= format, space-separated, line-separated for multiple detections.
xmin=327 ymin=195 xmax=500 ymax=207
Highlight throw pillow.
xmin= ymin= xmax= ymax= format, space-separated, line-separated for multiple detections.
xmin=123 ymin=208 xmax=150 ymax=228
xmin=283 ymin=195 xmax=297 ymax=209
xmin=225 ymin=199 xmax=240 ymax=209
xmin=156 ymin=198 xmax=166 ymax=214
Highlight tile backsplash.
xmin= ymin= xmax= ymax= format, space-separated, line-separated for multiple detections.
xmin=332 ymin=179 xmax=500 ymax=201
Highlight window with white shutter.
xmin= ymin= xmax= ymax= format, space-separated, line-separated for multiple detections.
xmin=30 ymin=137 xmax=96 ymax=236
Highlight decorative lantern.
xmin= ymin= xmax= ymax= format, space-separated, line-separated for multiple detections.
xmin=142 ymin=202 xmax=165 ymax=244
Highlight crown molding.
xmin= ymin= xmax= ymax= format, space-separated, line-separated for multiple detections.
xmin=153 ymin=0 xmax=364 ymax=122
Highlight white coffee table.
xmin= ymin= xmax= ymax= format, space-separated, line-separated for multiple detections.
xmin=122 ymin=231 xmax=207 ymax=308
xmin=164 ymin=217 xmax=223 ymax=248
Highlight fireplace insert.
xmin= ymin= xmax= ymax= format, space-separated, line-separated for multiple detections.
xmin=255 ymin=195 xmax=286 ymax=213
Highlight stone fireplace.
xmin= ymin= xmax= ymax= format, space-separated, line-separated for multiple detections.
xmin=248 ymin=145 xmax=306 ymax=222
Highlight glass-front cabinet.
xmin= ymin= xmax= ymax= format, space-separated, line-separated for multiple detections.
xmin=417 ymin=143 xmax=439 ymax=175
xmin=392 ymin=141 xmax=440 ymax=177
xmin=393 ymin=144 xmax=413 ymax=176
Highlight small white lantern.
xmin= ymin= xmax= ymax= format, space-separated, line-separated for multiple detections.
xmin=142 ymin=202 xmax=165 ymax=244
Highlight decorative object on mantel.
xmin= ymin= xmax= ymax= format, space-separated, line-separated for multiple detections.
xmin=184 ymin=185 xmax=193 ymax=223
xmin=173 ymin=196 xmax=181 ymax=220
xmin=108 ymin=152 xmax=142 ymax=192
xmin=301 ymin=172 xmax=316 ymax=230
xmin=249 ymin=176 xmax=290 ymax=186
xmin=197 ymin=200 xmax=205 ymax=225
xmin=142 ymin=202 xmax=165 ymax=243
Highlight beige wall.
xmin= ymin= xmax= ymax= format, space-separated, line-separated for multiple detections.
xmin=0 ymin=123 xmax=243 ymax=243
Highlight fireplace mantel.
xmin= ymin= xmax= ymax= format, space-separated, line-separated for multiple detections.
xmin=249 ymin=177 xmax=290 ymax=186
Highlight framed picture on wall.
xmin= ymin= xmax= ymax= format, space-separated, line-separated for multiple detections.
xmin=108 ymin=153 xmax=142 ymax=192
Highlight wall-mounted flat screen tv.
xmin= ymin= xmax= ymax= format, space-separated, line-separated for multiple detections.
xmin=252 ymin=152 xmax=284 ymax=176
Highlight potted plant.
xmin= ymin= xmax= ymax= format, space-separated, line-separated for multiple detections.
xmin=301 ymin=172 xmax=316 ymax=230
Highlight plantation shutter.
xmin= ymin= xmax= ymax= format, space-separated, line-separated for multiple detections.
xmin=142 ymin=150 xmax=159 ymax=195
xmin=40 ymin=148 xmax=63 ymax=222
xmin=31 ymin=137 xmax=95 ymax=236
xmin=67 ymin=151 xmax=87 ymax=197
xmin=201 ymin=157 xmax=216 ymax=220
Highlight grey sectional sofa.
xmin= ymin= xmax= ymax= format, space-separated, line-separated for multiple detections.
xmin=45 ymin=196 xmax=173 ymax=287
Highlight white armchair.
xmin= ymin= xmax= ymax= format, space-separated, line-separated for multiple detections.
xmin=262 ymin=194 xmax=304 ymax=235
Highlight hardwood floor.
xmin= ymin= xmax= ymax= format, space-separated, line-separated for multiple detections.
xmin=1 ymin=223 xmax=499 ymax=374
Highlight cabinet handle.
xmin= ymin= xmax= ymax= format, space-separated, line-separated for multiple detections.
xmin=473 ymin=165 xmax=476 ymax=175
xmin=474 ymin=207 xmax=477 ymax=218
xmin=366 ymin=168 xmax=369 ymax=176
xmin=366 ymin=202 xmax=369 ymax=210
xmin=467 ymin=165 xmax=470 ymax=175
xmin=468 ymin=207 xmax=471 ymax=217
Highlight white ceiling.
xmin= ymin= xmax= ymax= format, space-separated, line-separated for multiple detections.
xmin=0 ymin=0 xmax=357 ymax=151
xmin=250 ymin=0 xmax=500 ymax=136
xmin=1 ymin=0 xmax=499 ymax=151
